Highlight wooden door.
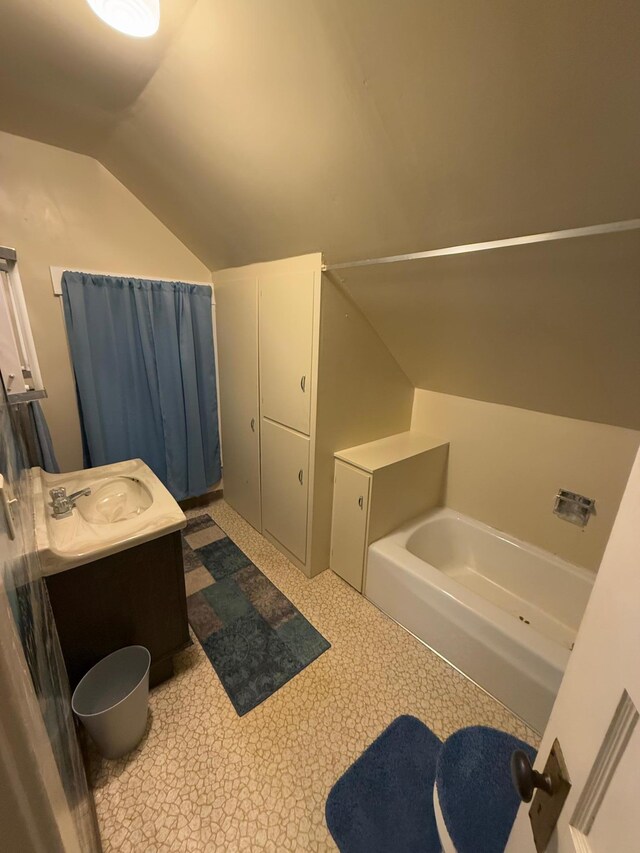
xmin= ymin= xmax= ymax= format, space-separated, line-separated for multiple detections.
xmin=506 ymin=447 xmax=640 ymax=852
xmin=259 ymin=271 xmax=314 ymax=435
xmin=261 ymin=418 xmax=310 ymax=563
xmin=330 ymin=461 xmax=371 ymax=592
xmin=214 ymin=275 xmax=261 ymax=531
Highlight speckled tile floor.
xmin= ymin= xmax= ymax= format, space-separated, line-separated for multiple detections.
xmin=88 ymin=496 xmax=538 ymax=852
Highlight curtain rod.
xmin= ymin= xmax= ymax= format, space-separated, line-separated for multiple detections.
xmin=322 ymin=218 xmax=640 ymax=272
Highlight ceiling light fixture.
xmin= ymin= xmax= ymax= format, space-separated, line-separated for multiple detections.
xmin=86 ymin=0 xmax=160 ymax=38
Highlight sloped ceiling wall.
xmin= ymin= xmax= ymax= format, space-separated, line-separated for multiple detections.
xmin=102 ymin=0 xmax=640 ymax=269
xmin=337 ymin=230 xmax=640 ymax=430
xmin=1 ymin=0 xmax=639 ymax=428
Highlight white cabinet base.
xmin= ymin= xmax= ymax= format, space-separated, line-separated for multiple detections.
xmin=261 ymin=418 xmax=310 ymax=564
xmin=330 ymin=432 xmax=449 ymax=594
xmin=330 ymin=461 xmax=370 ymax=591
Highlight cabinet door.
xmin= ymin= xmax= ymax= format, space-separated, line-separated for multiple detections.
xmin=261 ymin=418 xmax=310 ymax=563
xmin=330 ymin=461 xmax=371 ymax=592
xmin=214 ymin=275 xmax=262 ymax=531
xmin=259 ymin=271 xmax=314 ymax=435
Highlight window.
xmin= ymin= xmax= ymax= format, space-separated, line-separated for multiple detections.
xmin=0 ymin=247 xmax=45 ymax=401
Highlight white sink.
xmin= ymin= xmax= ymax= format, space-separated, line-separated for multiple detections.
xmin=34 ymin=459 xmax=186 ymax=576
xmin=75 ymin=476 xmax=153 ymax=524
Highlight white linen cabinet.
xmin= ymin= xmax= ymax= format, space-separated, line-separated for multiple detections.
xmin=213 ymin=273 xmax=262 ymax=532
xmin=215 ymin=254 xmax=321 ymax=572
xmin=260 ymin=419 xmax=310 ymax=563
xmin=214 ymin=253 xmax=416 ymax=577
xmin=258 ymin=265 xmax=317 ymax=565
xmin=259 ymin=269 xmax=314 ymax=436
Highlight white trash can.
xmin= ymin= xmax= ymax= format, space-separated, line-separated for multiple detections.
xmin=72 ymin=646 xmax=151 ymax=759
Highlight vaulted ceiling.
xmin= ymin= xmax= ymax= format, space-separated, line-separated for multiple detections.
xmin=1 ymin=0 xmax=639 ymax=428
xmin=2 ymin=0 xmax=639 ymax=270
xmin=0 ymin=0 xmax=197 ymax=153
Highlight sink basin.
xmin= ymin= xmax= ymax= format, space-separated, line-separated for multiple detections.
xmin=33 ymin=459 xmax=186 ymax=575
xmin=76 ymin=477 xmax=153 ymax=524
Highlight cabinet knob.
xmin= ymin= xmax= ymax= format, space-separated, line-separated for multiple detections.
xmin=358 ymin=496 xmax=364 ymax=509
xmin=298 ymin=469 xmax=304 ymax=485
xmin=250 ymin=418 xmax=255 ymax=432
xmin=300 ymin=375 xmax=306 ymax=392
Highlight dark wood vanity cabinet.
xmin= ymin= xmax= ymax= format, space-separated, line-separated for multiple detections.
xmin=46 ymin=531 xmax=190 ymax=690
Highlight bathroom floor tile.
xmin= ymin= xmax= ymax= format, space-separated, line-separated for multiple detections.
xmin=88 ymin=496 xmax=539 ymax=853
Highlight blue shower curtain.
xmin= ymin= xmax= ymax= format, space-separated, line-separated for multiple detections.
xmin=29 ymin=402 xmax=60 ymax=473
xmin=62 ymin=272 xmax=221 ymax=501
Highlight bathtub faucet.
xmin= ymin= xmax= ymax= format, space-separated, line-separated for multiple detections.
xmin=50 ymin=486 xmax=92 ymax=519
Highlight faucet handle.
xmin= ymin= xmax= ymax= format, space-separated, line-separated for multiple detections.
xmin=49 ymin=487 xmax=67 ymax=501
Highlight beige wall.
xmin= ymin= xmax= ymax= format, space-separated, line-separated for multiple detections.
xmin=411 ymin=389 xmax=640 ymax=571
xmin=309 ymin=274 xmax=415 ymax=572
xmin=343 ymin=230 xmax=640 ymax=432
xmin=0 ymin=131 xmax=210 ymax=471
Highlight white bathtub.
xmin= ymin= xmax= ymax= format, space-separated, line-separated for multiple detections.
xmin=365 ymin=507 xmax=594 ymax=731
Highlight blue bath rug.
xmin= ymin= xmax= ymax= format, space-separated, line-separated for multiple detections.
xmin=435 ymin=726 xmax=537 ymax=853
xmin=181 ymin=514 xmax=330 ymax=716
xmin=326 ymin=715 xmax=442 ymax=853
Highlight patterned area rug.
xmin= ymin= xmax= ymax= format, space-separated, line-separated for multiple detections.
xmin=181 ymin=514 xmax=330 ymax=715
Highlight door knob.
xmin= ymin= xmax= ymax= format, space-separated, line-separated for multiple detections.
xmin=358 ymin=496 xmax=364 ymax=509
xmin=511 ymin=750 xmax=554 ymax=803
xmin=250 ymin=418 xmax=255 ymax=432
xmin=300 ymin=375 xmax=306 ymax=392
xmin=298 ymin=469 xmax=304 ymax=485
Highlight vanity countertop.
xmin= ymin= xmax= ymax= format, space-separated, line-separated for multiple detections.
xmin=34 ymin=459 xmax=186 ymax=576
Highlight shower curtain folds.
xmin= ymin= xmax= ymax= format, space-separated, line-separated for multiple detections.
xmin=62 ymin=272 xmax=221 ymax=501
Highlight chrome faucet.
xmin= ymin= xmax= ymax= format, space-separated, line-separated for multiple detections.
xmin=49 ymin=486 xmax=92 ymax=519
